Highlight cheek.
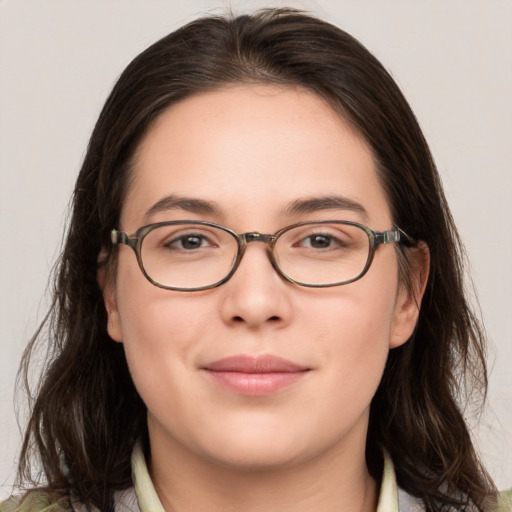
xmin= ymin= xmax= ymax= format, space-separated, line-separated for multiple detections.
xmin=307 ymin=293 xmax=392 ymax=369
xmin=299 ymin=265 xmax=399 ymax=405
xmin=301 ymin=262 xmax=398 ymax=347
xmin=119 ymin=295 xmax=219 ymax=445
xmin=114 ymin=258 xmax=214 ymax=407
xmin=115 ymin=248 xmax=211 ymax=342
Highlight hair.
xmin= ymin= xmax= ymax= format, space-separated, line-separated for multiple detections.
xmin=16 ymin=8 xmax=497 ymax=512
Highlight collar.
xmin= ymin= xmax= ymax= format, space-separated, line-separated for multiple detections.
xmin=131 ymin=442 xmax=165 ymax=512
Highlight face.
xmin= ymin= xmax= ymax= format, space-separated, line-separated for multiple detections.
xmin=105 ymin=85 xmax=422 ymax=472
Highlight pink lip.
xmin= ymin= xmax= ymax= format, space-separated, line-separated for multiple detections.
xmin=201 ymin=355 xmax=310 ymax=396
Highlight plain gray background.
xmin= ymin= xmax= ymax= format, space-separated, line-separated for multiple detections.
xmin=1 ymin=0 xmax=511 ymax=494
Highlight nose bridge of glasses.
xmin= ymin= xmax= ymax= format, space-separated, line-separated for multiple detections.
xmin=241 ymin=232 xmax=276 ymax=246
xmin=234 ymin=232 xmax=280 ymax=280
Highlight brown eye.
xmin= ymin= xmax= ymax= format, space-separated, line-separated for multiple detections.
xmin=173 ymin=235 xmax=205 ymax=250
xmin=307 ymin=234 xmax=332 ymax=249
xmin=295 ymin=232 xmax=348 ymax=251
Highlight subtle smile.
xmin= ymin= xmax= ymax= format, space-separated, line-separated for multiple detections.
xmin=200 ymin=354 xmax=311 ymax=396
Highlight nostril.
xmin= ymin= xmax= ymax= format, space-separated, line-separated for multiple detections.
xmin=231 ymin=315 xmax=281 ymax=323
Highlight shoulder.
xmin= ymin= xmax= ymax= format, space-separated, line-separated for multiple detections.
xmin=0 ymin=495 xmax=66 ymax=512
xmin=398 ymin=488 xmax=512 ymax=512
xmin=498 ymin=489 xmax=512 ymax=512
xmin=2 ymin=487 xmax=139 ymax=512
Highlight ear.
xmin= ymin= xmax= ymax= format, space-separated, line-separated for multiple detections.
xmin=97 ymin=248 xmax=124 ymax=343
xmin=390 ymin=241 xmax=430 ymax=349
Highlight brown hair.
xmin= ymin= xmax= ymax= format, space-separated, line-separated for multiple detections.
xmin=17 ymin=9 xmax=497 ymax=511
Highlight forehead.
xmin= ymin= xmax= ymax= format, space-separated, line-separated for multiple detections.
xmin=122 ymin=85 xmax=391 ymax=230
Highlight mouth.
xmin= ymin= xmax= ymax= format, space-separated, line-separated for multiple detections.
xmin=200 ymin=354 xmax=311 ymax=396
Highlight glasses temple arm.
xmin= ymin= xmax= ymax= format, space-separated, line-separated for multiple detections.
xmin=111 ymin=229 xmax=139 ymax=249
xmin=375 ymin=227 xmax=416 ymax=246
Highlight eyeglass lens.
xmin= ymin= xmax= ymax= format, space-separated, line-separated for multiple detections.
xmin=140 ymin=222 xmax=371 ymax=290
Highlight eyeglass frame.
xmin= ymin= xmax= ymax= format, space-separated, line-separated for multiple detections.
xmin=111 ymin=220 xmax=414 ymax=292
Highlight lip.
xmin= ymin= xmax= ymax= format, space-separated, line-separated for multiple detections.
xmin=200 ymin=354 xmax=310 ymax=396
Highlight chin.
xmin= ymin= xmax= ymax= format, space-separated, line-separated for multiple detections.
xmin=194 ymin=422 xmax=327 ymax=472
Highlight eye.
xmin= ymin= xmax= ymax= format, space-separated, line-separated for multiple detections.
xmin=303 ymin=234 xmax=335 ymax=249
xmin=296 ymin=232 xmax=348 ymax=250
xmin=165 ymin=232 xmax=215 ymax=250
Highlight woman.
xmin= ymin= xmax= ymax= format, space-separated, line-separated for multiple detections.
xmin=4 ymin=8 xmax=508 ymax=512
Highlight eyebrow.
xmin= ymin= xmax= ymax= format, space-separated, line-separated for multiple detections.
xmin=283 ymin=195 xmax=368 ymax=219
xmin=144 ymin=193 xmax=368 ymax=223
xmin=144 ymin=195 xmax=221 ymax=220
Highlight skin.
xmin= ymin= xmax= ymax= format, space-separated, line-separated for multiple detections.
xmin=104 ymin=85 xmax=428 ymax=512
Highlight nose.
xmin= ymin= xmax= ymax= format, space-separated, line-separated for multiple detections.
xmin=218 ymin=241 xmax=293 ymax=329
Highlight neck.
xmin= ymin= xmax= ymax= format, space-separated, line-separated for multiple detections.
xmin=148 ymin=430 xmax=379 ymax=512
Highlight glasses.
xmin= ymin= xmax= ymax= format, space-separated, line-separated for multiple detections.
xmin=111 ymin=220 xmax=410 ymax=291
